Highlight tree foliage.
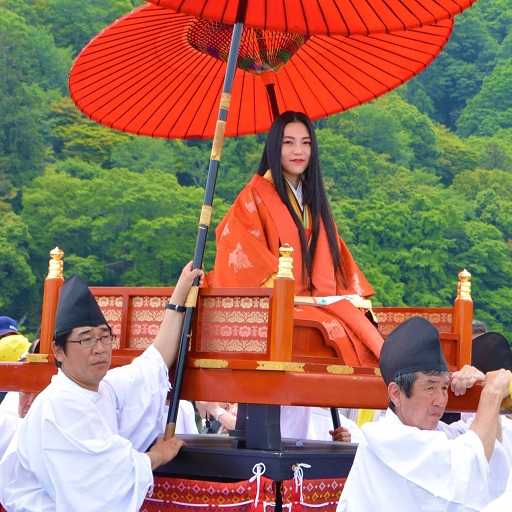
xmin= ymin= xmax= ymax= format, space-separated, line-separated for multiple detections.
xmin=457 ymin=59 xmax=512 ymax=137
xmin=1 ymin=0 xmax=512 ymax=343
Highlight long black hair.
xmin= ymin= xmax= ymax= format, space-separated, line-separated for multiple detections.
xmin=256 ymin=111 xmax=344 ymax=291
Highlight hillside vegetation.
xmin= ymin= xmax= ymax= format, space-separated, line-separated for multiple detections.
xmin=1 ymin=0 xmax=511 ymax=341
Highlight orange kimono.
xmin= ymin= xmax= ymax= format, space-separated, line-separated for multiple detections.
xmin=207 ymin=174 xmax=383 ymax=366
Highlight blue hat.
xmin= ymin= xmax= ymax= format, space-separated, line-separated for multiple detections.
xmin=0 ymin=316 xmax=18 ymax=336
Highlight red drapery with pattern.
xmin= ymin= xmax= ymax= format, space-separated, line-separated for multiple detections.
xmin=140 ymin=475 xmax=346 ymax=511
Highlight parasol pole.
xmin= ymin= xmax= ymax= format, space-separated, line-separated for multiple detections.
xmin=264 ymin=83 xmax=280 ymax=119
xmin=330 ymin=407 xmax=341 ymax=431
xmin=164 ymin=7 xmax=248 ymax=441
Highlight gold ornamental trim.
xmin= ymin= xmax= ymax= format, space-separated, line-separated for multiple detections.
xmin=211 ymin=119 xmax=226 ymax=161
xmin=199 ymin=205 xmax=212 ymax=227
xmin=219 ymin=92 xmax=231 ymax=111
xmin=185 ymin=286 xmax=199 ymax=308
xmin=374 ymin=368 xmax=382 ymax=377
xmin=326 ymin=365 xmax=355 ymax=375
xmin=256 ymin=361 xmax=305 ymax=372
xmin=25 ymin=354 xmax=49 ymax=363
xmin=194 ymin=359 xmax=229 ymax=369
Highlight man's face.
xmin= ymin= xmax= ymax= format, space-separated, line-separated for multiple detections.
xmin=53 ymin=325 xmax=112 ymax=392
xmin=390 ymin=373 xmax=449 ymax=430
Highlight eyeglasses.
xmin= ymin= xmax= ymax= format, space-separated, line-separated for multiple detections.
xmin=66 ymin=334 xmax=115 ymax=348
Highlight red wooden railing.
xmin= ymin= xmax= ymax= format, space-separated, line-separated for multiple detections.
xmin=0 ymin=247 xmax=480 ymax=412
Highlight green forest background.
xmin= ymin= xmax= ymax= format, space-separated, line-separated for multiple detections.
xmin=1 ymin=0 xmax=512 ymax=342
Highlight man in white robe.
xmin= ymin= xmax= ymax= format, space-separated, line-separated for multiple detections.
xmin=0 ymin=390 xmax=39 ymax=461
xmin=464 ymin=331 xmax=512 ymax=464
xmin=337 ymin=317 xmax=512 ymax=512
xmin=0 ymin=336 xmax=42 ymax=460
xmin=0 ymin=262 xmax=202 ymax=512
xmin=0 ymin=412 xmax=21 ymax=460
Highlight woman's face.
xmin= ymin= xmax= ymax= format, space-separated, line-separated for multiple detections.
xmin=280 ymin=121 xmax=311 ymax=188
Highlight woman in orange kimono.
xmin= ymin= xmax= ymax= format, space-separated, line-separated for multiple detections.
xmin=207 ymin=111 xmax=383 ymax=366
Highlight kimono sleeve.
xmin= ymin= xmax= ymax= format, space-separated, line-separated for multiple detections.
xmin=104 ymin=345 xmax=169 ymax=451
xmin=211 ymin=185 xmax=280 ymax=288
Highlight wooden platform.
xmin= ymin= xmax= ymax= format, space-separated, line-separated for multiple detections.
xmin=156 ymin=434 xmax=358 ymax=482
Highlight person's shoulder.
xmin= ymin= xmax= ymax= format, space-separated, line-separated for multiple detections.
xmin=44 ymin=372 xmax=96 ymax=405
xmin=235 ymin=175 xmax=263 ymax=197
xmin=104 ymin=345 xmax=166 ymax=387
xmin=0 ymin=410 xmax=21 ymax=429
xmin=226 ymin=178 xmax=267 ymax=214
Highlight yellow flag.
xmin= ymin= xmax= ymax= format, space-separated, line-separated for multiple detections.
xmin=356 ymin=409 xmax=375 ymax=428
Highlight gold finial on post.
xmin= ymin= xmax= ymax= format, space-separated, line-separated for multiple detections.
xmin=277 ymin=244 xmax=294 ymax=278
xmin=47 ymin=247 xmax=64 ymax=279
xmin=457 ymin=269 xmax=472 ymax=301
xmin=39 ymin=247 xmax=65 ymax=355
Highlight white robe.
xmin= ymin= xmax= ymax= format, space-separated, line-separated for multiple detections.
xmin=159 ymin=401 xmax=199 ymax=435
xmin=461 ymin=412 xmax=512 ymax=464
xmin=337 ymin=408 xmax=511 ymax=512
xmin=0 ymin=412 xmax=21 ymax=461
xmin=0 ymin=345 xmax=168 ymax=512
xmin=481 ymin=470 xmax=512 ymax=512
xmin=0 ymin=391 xmax=20 ymax=418
xmin=502 ymin=416 xmax=512 ymax=463
xmin=280 ymin=406 xmax=363 ymax=443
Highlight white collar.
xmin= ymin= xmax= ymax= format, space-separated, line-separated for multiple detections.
xmin=54 ymin=368 xmax=103 ymax=402
xmin=285 ymin=176 xmax=303 ymax=209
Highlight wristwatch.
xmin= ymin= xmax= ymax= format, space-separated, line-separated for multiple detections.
xmin=215 ymin=408 xmax=226 ymax=421
xmin=165 ymin=302 xmax=186 ymax=312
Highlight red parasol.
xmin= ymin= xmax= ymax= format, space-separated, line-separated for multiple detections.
xmin=147 ymin=0 xmax=475 ymax=35
xmin=69 ymin=4 xmax=453 ymax=140
xmin=68 ymin=2 xmax=459 ymax=437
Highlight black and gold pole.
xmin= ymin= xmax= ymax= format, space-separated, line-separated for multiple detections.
xmin=164 ymin=2 xmax=248 ymax=440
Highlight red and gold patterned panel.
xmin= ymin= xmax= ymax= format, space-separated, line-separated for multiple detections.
xmin=141 ymin=475 xmax=278 ymax=511
xmin=281 ymin=477 xmax=346 ymax=511
xmin=375 ymin=308 xmax=453 ymax=338
xmin=197 ymin=296 xmax=270 ymax=354
xmin=128 ymin=296 xmax=169 ymax=350
xmin=96 ymin=295 xmax=124 ymax=348
xmin=0 ymin=477 xmax=346 ymax=512
xmin=91 ymin=288 xmax=174 ymax=351
xmin=92 ymin=289 xmax=270 ymax=354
